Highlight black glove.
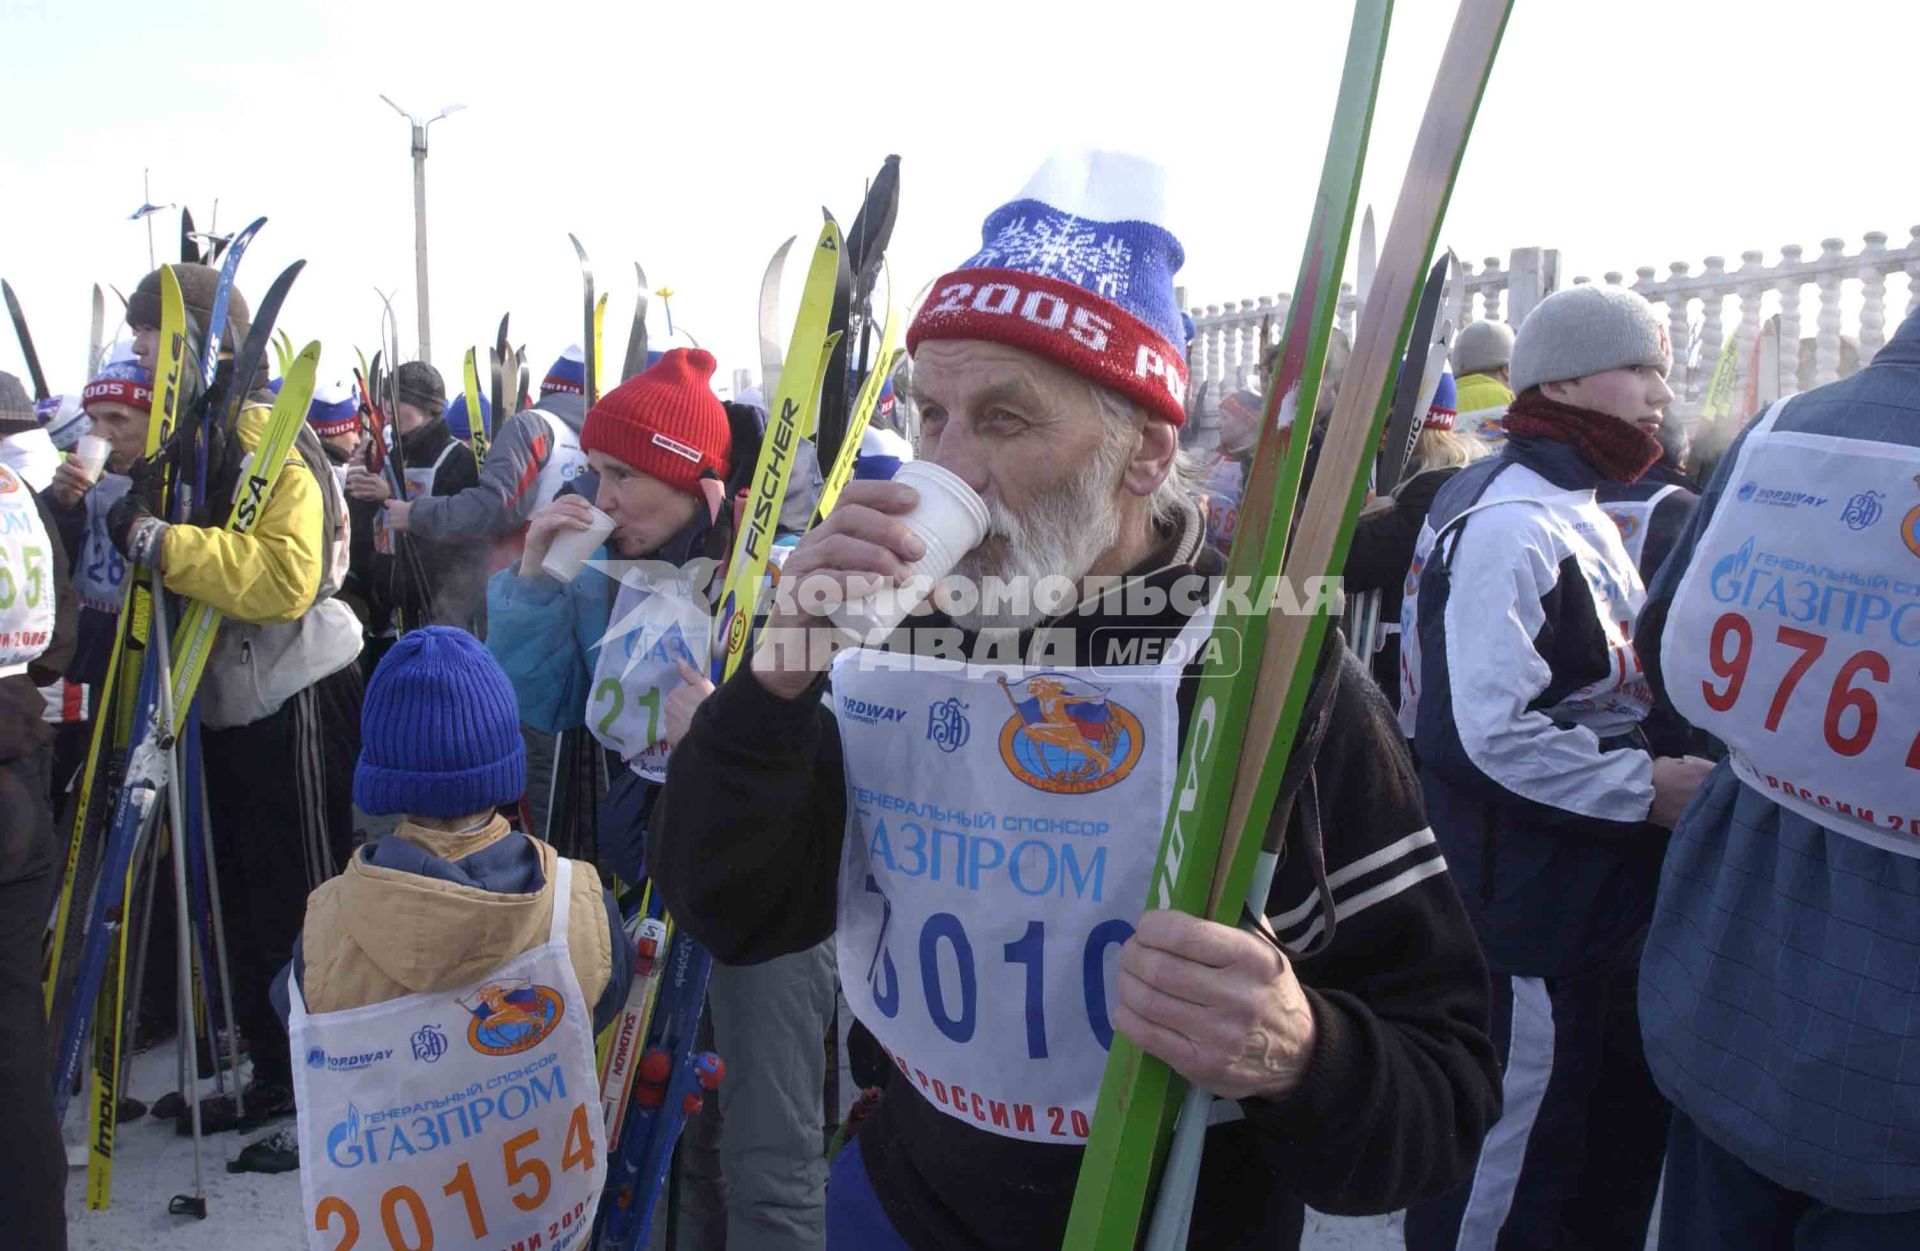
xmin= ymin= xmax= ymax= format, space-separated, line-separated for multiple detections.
xmin=108 ymin=451 xmax=170 ymax=565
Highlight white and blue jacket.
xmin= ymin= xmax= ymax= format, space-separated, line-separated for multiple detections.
xmin=1402 ymin=436 xmax=1665 ymax=976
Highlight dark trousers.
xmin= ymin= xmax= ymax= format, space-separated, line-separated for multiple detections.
xmin=1 ymin=747 xmax=70 ymax=1247
xmin=204 ymin=665 xmax=361 ymax=1087
xmin=1405 ymin=935 xmax=1669 ymax=1250
xmin=1660 ymin=1112 xmax=1920 ymax=1250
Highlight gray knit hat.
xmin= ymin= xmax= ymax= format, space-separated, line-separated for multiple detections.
xmin=1509 ymin=284 xmax=1671 ymax=394
xmin=1453 ymin=319 xmax=1515 ymax=377
xmin=0 ymin=372 xmax=34 ymax=433
xmin=394 ymin=361 xmax=446 ymax=415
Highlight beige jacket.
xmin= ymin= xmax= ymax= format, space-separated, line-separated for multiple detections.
xmin=299 ymin=817 xmax=612 ymax=1015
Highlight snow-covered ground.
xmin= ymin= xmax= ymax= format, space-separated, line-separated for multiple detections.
xmin=65 ymin=1043 xmax=1405 ymax=1249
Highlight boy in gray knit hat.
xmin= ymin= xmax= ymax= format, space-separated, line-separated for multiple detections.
xmin=1510 ymin=284 xmax=1670 ymax=401
xmin=1403 ymin=282 xmax=1712 ymax=1251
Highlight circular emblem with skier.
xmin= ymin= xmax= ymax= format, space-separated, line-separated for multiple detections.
xmin=0 ymin=465 xmax=17 ymax=494
xmin=995 ymin=673 xmax=1144 ymax=795
xmin=1903 ymin=504 xmax=1920 ymax=559
xmin=1605 ymin=510 xmax=1640 ymax=545
xmin=459 ymin=979 xmax=565 ymax=1056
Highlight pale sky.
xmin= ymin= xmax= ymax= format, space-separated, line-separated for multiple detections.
xmin=3 ymin=0 xmax=1915 ymax=398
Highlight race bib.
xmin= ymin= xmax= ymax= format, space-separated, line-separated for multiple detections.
xmin=73 ymin=473 xmax=132 ymax=612
xmin=1401 ymin=491 xmax=1650 ymax=739
xmin=291 ymin=857 xmax=607 ymax=1251
xmin=0 ymin=465 xmax=56 ymax=672
xmin=529 ymin=410 xmax=589 ymax=515
xmin=1665 ymin=402 xmax=1920 ymax=851
xmin=1599 ymin=483 xmax=1683 ymax=570
xmin=586 ymin=559 xmax=717 ymax=782
xmin=831 ymin=612 xmax=1208 ymax=1144
xmin=375 ymin=447 xmax=451 ymax=556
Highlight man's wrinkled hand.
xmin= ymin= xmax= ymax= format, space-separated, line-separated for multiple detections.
xmin=1115 ymin=909 xmax=1318 ymax=1102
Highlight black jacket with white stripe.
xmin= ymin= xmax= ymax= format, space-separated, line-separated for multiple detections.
xmin=652 ymin=501 xmax=1499 ymax=1251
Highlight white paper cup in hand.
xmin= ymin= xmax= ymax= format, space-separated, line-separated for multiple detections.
xmin=74 ymin=434 xmax=110 ymax=483
xmin=830 ymin=459 xmax=990 ymax=642
xmin=540 ymin=506 xmax=616 ymax=582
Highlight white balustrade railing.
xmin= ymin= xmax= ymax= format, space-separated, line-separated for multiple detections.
xmin=1185 ymin=228 xmax=1920 ymax=422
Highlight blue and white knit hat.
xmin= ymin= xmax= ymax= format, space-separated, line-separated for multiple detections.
xmin=36 ymin=395 xmax=90 ymax=449
xmin=306 ymin=381 xmax=360 ymax=437
xmin=445 ymin=391 xmax=491 ymax=442
xmin=908 ymin=149 xmax=1191 ymax=425
xmin=542 ymin=344 xmax=587 ymax=396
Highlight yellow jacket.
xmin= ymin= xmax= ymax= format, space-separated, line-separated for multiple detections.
xmin=1455 ymin=372 xmax=1514 ymax=425
xmin=160 ymin=401 xmax=321 ymax=625
xmin=297 ymin=817 xmax=614 ymax=1016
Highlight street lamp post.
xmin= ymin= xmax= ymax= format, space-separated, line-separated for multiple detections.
xmin=379 ymin=95 xmax=465 ymax=365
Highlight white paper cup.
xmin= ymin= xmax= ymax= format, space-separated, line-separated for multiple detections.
xmin=830 ymin=459 xmax=990 ymax=642
xmin=74 ymin=434 xmax=110 ymax=483
xmin=540 ymin=506 xmax=616 ymax=582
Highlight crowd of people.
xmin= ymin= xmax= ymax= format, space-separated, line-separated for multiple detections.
xmin=2 ymin=144 xmax=1916 ymax=1251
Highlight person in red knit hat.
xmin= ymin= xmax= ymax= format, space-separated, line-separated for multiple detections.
xmin=488 ymin=347 xmax=737 ymax=791
xmin=486 ymin=349 xmax=839 ymax=1249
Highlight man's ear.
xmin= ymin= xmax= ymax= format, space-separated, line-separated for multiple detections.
xmin=1539 ymin=378 xmax=1572 ymax=404
xmin=1122 ymin=418 xmax=1178 ymax=499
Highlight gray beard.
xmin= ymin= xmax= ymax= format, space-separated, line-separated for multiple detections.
xmin=941 ymin=460 xmax=1125 ymax=633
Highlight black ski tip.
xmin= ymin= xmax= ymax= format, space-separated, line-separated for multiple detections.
xmin=168 ymin=1194 xmax=209 ymax=1220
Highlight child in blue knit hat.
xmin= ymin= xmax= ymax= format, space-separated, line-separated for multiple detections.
xmin=244 ymin=627 xmax=632 ymax=1195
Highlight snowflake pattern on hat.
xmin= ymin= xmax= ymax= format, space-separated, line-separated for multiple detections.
xmin=908 ymin=149 xmax=1192 ymax=426
xmin=971 ymin=212 xmax=1136 ymax=303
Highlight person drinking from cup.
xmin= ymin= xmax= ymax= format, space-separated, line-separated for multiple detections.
xmin=41 ymin=358 xmax=151 ymax=794
xmin=646 ymin=150 xmax=1500 ymax=1251
xmin=485 ymin=346 xmax=840 ymax=1250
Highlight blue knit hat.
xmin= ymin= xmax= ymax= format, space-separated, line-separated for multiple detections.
xmin=445 ymin=391 xmax=491 ymax=442
xmin=353 ymin=627 xmax=526 ymax=817
xmin=1425 ymin=370 xmax=1458 ymax=432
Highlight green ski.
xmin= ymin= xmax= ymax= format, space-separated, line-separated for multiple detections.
xmin=1066 ymin=0 xmax=1516 ymax=1243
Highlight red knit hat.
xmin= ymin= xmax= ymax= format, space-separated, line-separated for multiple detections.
xmin=580 ymin=348 xmax=731 ymax=495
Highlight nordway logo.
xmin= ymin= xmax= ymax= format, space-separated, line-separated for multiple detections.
xmin=306 ymin=1046 xmax=394 ymax=1073
xmin=1737 ymin=481 xmax=1829 ymax=510
xmin=842 ymin=697 xmax=909 ymax=725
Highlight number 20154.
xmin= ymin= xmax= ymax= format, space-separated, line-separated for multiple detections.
xmin=1703 ymin=612 xmax=1920 ymax=766
xmin=312 ymin=1101 xmax=595 ymax=1251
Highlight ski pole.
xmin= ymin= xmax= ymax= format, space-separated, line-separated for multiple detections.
xmin=149 ymin=573 xmax=208 ymax=1217
xmin=1141 ymin=847 xmax=1284 ymax=1249
xmin=196 ymin=736 xmax=245 ymax=1114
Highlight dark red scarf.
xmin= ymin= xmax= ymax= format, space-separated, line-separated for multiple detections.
xmin=1502 ymin=390 xmax=1662 ymax=484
